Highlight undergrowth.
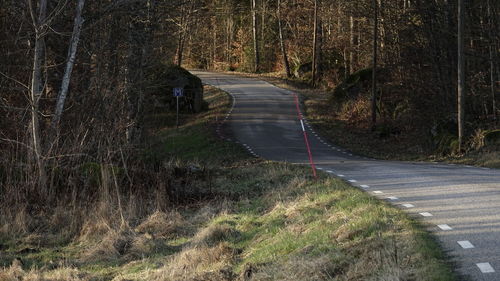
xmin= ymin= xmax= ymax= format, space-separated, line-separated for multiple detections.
xmin=0 ymin=85 xmax=456 ymax=280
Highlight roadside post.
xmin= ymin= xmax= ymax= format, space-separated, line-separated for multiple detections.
xmin=173 ymin=87 xmax=184 ymax=128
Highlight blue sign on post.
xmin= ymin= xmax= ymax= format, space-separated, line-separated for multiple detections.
xmin=173 ymin=87 xmax=184 ymax=97
xmin=173 ymin=87 xmax=184 ymax=128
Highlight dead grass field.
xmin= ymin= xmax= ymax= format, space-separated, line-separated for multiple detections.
xmin=0 ymin=86 xmax=456 ymax=281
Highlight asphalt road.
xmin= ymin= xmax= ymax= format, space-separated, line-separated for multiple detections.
xmin=192 ymin=70 xmax=500 ymax=281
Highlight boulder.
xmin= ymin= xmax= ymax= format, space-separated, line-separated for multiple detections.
xmin=145 ymin=64 xmax=204 ymax=113
xmin=484 ymin=129 xmax=500 ymax=147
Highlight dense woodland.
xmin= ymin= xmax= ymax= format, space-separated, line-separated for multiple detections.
xmin=180 ymin=0 xmax=498 ymax=150
xmin=0 ymin=0 xmax=498 ymax=232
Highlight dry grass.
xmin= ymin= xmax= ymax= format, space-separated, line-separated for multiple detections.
xmin=0 ymin=85 xmax=456 ymax=281
xmin=153 ymin=242 xmax=237 ymax=281
xmin=249 ymin=255 xmax=337 ymax=281
xmin=0 ymin=264 xmax=90 ymax=281
xmin=135 ymin=211 xmax=185 ymax=238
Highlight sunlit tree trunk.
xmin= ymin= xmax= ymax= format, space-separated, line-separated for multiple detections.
xmin=348 ymin=16 xmax=355 ymax=76
xmin=251 ymin=0 xmax=259 ymax=72
xmin=52 ymin=0 xmax=86 ymax=129
xmin=277 ymin=0 xmax=291 ymax=78
xmin=371 ymin=0 xmax=378 ymax=129
xmin=311 ymin=0 xmax=318 ymax=86
xmin=457 ymin=0 xmax=465 ymax=151
xmin=487 ymin=0 xmax=496 ymax=121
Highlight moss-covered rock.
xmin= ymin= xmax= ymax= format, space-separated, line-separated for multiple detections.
xmin=145 ymin=64 xmax=204 ymax=113
xmin=293 ymin=62 xmax=312 ymax=78
xmin=484 ymin=129 xmax=500 ymax=147
xmin=330 ymin=68 xmax=373 ymax=105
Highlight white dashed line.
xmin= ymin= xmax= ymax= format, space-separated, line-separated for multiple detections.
xmin=457 ymin=240 xmax=474 ymax=249
xmin=437 ymin=224 xmax=452 ymax=230
xmin=326 ymin=170 xmax=334 ymax=174
xmin=317 ymin=167 xmax=323 ymax=170
xmin=386 ymin=196 xmax=398 ymax=200
xmin=337 ymin=174 xmax=345 ymax=177
xmin=476 ymin=262 xmax=495 ymax=273
xmin=348 ymin=179 xmax=357 ymax=183
xmin=419 ymin=212 xmax=433 ymax=217
xmin=360 ymin=185 xmax=370 ymax=188
xmin=401 ymin=203 xmax=414 ymax=208
xmin=373 ymin=191 xmax=383 ymax=194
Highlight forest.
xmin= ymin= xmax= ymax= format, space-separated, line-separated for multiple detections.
xmin=180 ymin=0 xmax=498 ymax=153
xmin=1 ymin=0 xmax=498 ymax=193
xmin=0 ymin=0 xmax=498 ymax=280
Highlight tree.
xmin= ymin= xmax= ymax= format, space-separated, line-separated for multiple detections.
xmin=457 ymin=0 xmax=465 ymax=151
xmin=371 ymin=0 xmax=378 ymax=129
xmin=52 ymin=0 xmax=86 ymax=129
xmin=251 ymin=0 xmax=259 ymax=72
xmin=311 ymin=0 xmax=318 ymax=86
xmin=277 ymin=0 xmax=291 ymax=78
xmin=28 ymin=0 xmax=48 ymax=189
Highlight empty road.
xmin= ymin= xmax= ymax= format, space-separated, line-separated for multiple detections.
xmin=192 ymin=70 xmax=500 ymax=281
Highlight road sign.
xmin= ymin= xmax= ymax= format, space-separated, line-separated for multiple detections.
xmin=173 ymin=87 xmax=184 ymax=97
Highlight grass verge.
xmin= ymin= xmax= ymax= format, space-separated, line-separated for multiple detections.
xmin=0 ymin=85 xmax=456 ymax=281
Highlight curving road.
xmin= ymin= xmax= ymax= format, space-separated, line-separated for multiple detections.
xmin=192 ymin=70 xmax=500 ymax=281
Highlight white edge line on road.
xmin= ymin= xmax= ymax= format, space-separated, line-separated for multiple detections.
xmin=317 ymin=167 xmax=323 ymax=170
xmin=387 ymin=196 xmax=398 ymax=200
xmin=360 ymin=185 xmax=369 ymax=188
xmin=348 ymin=179 xmax=357 ymax=183
xmin=401 ymin=203 xmax=414 ymax=208
xmin=337 ymin=174 xmax=345 ymax=177
xmin=476 ymin=263 xmax=495 ymax=273
xmin=457 ymin=241 xmax=474 ymax=249
xmin=326 ymin=170 xmax=334 ymax=173
xmin=437 ymin=224 xmax=452 ymax=230
xmin=419 ymin=212 xmax=433 ymax=217
xmin=373 ymin=191 xmax=383 ymax=194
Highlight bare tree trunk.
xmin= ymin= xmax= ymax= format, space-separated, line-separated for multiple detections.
xmin=487 ymin=0 xmax=496 ymax=121
xmin=177 ymin=30 xmax=184 ymax=66
xmin=28 ymin=0 xmax=48 ymax=190
xmin=371 ymin=0 xmax=378 ymax=129
xmin=226 ymin=16 xmax=232 ymax=66
xmin=52 ymin=0 xmax=86 ymax=129
xmin=311 ymin=0 xmax=318 ymax=87
xmin=213 ymin=28 xmax=217 ymax=68
xmin=277 ymin=0 xmax=291 ymax=78
xmin=349 ymin=16 xmax=355 ymax=76
xmin=177 ymin=5 xmax=186 ymax=66
xmin=457 ymin=0 xmax=465 ymax=151
xmin=251 ymin=0 xmax=259 ymax=72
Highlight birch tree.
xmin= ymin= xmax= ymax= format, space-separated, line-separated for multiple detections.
xmin=52 ymin=0 xmax=86 ymax=129
xmin=28 ymin=0 xmax=48 ymax=189
xmin=251 ymin=0 xmax=259 ymax=72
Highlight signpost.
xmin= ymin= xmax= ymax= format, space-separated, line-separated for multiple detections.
xmin=173 ymin=87 xmax=184 ymax=128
